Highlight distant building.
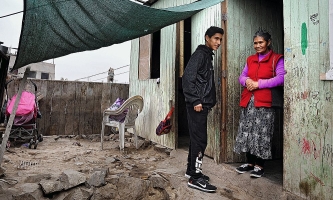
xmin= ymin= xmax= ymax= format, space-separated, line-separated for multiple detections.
xmin=8 ymin=55 xmax=55 ymax=80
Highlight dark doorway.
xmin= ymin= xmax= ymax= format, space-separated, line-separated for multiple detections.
xmin=178 ymin=17 xmax=191 ymax=150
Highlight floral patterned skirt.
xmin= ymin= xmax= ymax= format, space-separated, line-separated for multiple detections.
xmin=233 ymin=95 xmax=275 ymax=159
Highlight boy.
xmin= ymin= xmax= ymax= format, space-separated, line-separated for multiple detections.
xmin=182 ymin=26 xmax=224 ymax=193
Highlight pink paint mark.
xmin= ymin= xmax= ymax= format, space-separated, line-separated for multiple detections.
xmin=310 ymin=172 xmax=325 ymax=186
xmin=302 ymin=138 xmax=311 ymax=154
xmin=301 ymin=91 xmax=309 ymax=99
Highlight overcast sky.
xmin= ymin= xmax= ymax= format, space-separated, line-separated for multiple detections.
xmin=0 ymin=0 xmax=131 ymax=83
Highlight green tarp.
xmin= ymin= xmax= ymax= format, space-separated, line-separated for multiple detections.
xmin=14 ymin=0 xmax=223 ymax=70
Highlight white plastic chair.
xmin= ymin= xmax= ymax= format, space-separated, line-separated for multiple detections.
xmin=101 ymin=95 xmax=143 ymax=150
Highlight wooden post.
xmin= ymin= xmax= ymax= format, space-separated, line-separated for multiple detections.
xmin=0 ymin=67 xmax=30 ymax=166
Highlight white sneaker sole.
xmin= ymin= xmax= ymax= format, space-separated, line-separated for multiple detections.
xmin=185 ymin=174 xmax=191 ymax=178
xmin=188 ymin=182 xmax=216 ymax=193
xmin=250 ymin=173 xmax=264 ymax=178
xmin=235 ymin=169 xmax=246 ymax=174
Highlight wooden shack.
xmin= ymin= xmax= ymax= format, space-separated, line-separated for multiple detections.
xmin=129 ymin=0 xmax=283 ymax=162
xmin=129 ymin=0 xmax=332 ymax=198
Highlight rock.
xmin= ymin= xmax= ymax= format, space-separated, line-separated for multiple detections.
xmin=105 ymin=175 xmax=119 ymax=185
xmin=91 ymin=183 xmax=119 ymax=200
xmin=149 ymin=174 xmax=169 ymax=189
xmin=52 ymin=187 xmax=93 ymax=200
xmin=25 ymin=174 xmax=52 ymax=183
xmin=87 ymin=169 xmax=107 ymax=187
xmin=123 ymin=163 xmax=133 ymax=170
xmin=111 ymin=134 xmax=119 ymax=140
xmin=135 ymin=140 xmax=145 ymax=149
xmin=63 ymin=155 xmax=76 ymax=162
xmin=60 ymin=170 xmax=86 ymax=190
xmin=39 ymin=178 xmax=64 ymax=194
xmin=3 ymin=155 xmax=10 ymax=163
xmin=0 ymin=166 xmax=6 ymax=177
xmin=91 ymin=137 xmax=99 ymax=142
xmin=0 ymin=181 xmax=9 ymax=193
xmin=169 ymin=174 xmax=182 ymax=189
xmin=147 ymin=157 xmax=157 ymax=162
xmin=124 ymin=143 xmax=132 ymax=148
xmin=105 ymin=157 xmax=116 ymax=164
xmin=154 ymin=144 xmax=166 ymax=153
xmin=13 ymin=183 xmax=45 ymax=200
xmin=28 ymin=152 xmax=38 ymax=156
xmin=124 ymin=132 xmax=131 ymax=138
xmin=0 ymin=188 xmax=19 ymax=200
xmin=40 ymin=170 xmax=86 ymax=194
xmin=74 ymin=162 xmax=84 ymax=166
xmin=116 ymin=176 xmax=150 ymax=199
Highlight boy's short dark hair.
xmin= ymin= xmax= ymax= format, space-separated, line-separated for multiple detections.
xmin=205 ymin=26 xmax=224 ymax=38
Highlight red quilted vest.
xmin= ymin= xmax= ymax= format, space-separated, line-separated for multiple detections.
xmin=240 ymin=50 xmax=283 ymax=108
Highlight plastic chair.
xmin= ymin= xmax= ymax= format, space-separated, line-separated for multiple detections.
xmin=101 ymin=95 xmax=143 ymax=150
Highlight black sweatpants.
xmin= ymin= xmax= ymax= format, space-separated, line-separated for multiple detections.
xmin=247 ymin=152 xmax=265 ymax=168
xmin=186 ymin=105 xmax=209 ymax=179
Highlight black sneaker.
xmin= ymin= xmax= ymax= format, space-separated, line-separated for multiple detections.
xmin=185 ymin=172 xmax=210 ymax=181
xmin=188 ymin=177 xmax=217 ymax=193
xmin=250 ymin=166 xmax=264 ymax=178
xmin=235 ymin=163 xmax=254 ymax=174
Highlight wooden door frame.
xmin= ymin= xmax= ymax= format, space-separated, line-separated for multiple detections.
xmin=220 ymin=1 xmax=228 ymax=163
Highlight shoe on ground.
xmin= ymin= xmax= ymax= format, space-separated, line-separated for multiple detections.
xmin=250 ymin=166 xmax=264 ymax=178
xmin=188 ymin=177 xmax=216 ymax=193
xmin=185 ymin=172 xmax=210 ymax=181
xmin=235 ymin=163 xmax=254 ymax=174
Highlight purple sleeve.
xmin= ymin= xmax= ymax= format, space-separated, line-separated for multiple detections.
xmin=258 ymin=58 xmax=286 ymax=89
xmin=239 ymin=64 xmax=249 ymax=87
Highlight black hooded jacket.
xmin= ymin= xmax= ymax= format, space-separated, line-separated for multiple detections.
xmin=182 ymin=45 xmax=216 ymax=108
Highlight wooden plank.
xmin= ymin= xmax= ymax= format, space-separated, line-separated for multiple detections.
xmin=77 ymin=82 xmax=87 ymax=136
xmin=34 ymin=79 xmax=47 ymax=137
xmin=226 ymin=0 xmax=242 ymax=163
xmin=49 ymin=81 xmax=62 ymax=136
xmin=220 ymin=0 xmax=228 ymax=162
xmin=92 ymin=83 xmax=103 ymax=136
xmin=226 ymin=0 xmax=236 ymax=162
xmin=318 ymin=1 xmax=333 ymax=198
xmin=83 ymin=82 xmax=94 ymax=135
xmin=0 ymin=67 xmax=29 ymax=165
xmin=62 ymin=81 xmax=75 ymax=135
xmin=179 ymin=20 xmax=184 ymax=77
xmin=56 ymin=81 xmax=66 ymax=136
xmin=282 ymin=0 xmax=292 ymax=193
xmin=285 ymin=0 xmax=302 ymax=196
xmin=43 ymin=79 xmax=53 ymax=136
xmin=139 ymin=35 xmax=151 ymax=80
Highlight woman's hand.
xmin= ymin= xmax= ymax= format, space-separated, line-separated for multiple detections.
xmin=245 ymin=79 xmax=259 ymax=91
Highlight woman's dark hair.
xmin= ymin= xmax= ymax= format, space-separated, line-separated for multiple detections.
xmin=253 ymin=29 xmax=272 ymax=49
xmin=205 ymin=26 xmax=224 ymax=38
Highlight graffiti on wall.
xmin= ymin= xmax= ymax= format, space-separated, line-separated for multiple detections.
xmin=310 ymin=13 xmax=319 ymax=25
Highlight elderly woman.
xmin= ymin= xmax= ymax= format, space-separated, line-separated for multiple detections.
xmin=233 ymin=30 xmax=286 ymax=178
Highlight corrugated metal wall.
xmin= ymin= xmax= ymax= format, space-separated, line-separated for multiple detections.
xmin=225 ymin=0 xmax=284 ymax=162
xmin=129 ymin=0 xmax=223 ymax=160
xmin=129 ymin=1 xmax=195 ymax=149
xmin=191 ymin=5 xmax=222 ymax=162
xmin=283 ymin=0 xmax=332 ymax=199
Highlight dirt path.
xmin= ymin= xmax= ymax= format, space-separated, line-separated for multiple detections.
xmin=0 ymin=135 xmax=302 ymax=200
